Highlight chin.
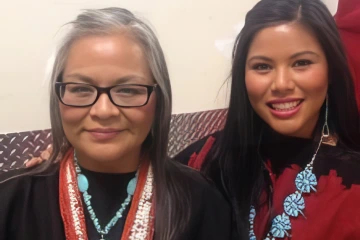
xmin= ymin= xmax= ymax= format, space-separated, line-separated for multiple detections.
xmin=267 ymin=121 xmax=304 ymax=138
xmin=76 ymin=142 xmax=125 ymax=160
xmin=273 ymin=128 xmax=299 ymax=137
xmin=91 ymin=149 xmax=120 ymax=160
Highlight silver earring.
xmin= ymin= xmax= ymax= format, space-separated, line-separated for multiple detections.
xmin=322 ymin=95 xmax=330 ymax=137
xmin=322 ymin=95 xmax=338 ymax=146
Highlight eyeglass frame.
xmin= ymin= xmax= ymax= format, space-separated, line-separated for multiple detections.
xmin=55 ymin=82 xmax=158 ymax=108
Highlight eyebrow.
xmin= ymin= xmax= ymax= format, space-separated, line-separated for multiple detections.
xmin=247 ymin=51 xmax=320 ymax=63
xmin=289 ymin=51 xmax=320 ymax=59
xmin=63 ymin=73 xmax=147 ymax=84
xmin=247 ymin=56 xmax=273 ymax=63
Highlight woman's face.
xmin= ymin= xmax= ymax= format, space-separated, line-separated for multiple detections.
xmin=59 ymin=34 xmax=156 ymax=172
xmin=245 ymin=23 xmax=328 ymax=138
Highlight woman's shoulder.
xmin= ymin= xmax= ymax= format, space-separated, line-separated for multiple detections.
xmin=0 ymin=167 xmax=37 ymax=189
xmin=0 ymin=163 xmax=59 ymax=224
xmin=173 ymin=131 xmax=227 ymax=196
xmin=317 ymin=143 xmax=360 ymax=188
xmin=0 ymin=163 xmax=59 ymax=201
xmin=174 ymin=130 xmax=222 ymax=166
xmin=168 ymin=160 xmax=229 ymax=207
xmin=167 ymin=161 xmax=233 ymax=239
xmin=0 ymin=163 xmax=63 ymax=240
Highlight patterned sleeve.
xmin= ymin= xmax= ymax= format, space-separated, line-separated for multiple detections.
xmin=174 ymin=131 xmax=220 ymax=170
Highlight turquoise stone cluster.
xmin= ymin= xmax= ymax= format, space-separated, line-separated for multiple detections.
xmin=74 ymin=152 xmax=138 ymax=239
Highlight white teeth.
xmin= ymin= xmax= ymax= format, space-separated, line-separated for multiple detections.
xmin=271 ymin=101 xmax=300 ymax=111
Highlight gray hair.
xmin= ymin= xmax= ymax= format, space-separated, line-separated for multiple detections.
xmin=49 ymin=8 xmax=172 ymax=162
xmin=0 ymin=7 xmax=191 ymax=239
xmin=46 ymin=8 xmax=190 ymax=240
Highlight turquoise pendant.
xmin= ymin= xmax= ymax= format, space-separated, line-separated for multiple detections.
xmin=295 ymin=169 xmax=317 ymax=193
xmin=77 ymin=174 xmax=89 ymax=193
xmin=270 ymin=213 xmax=291 ymax=238
xmin=248 ymin=135 xmax=324 ymax=239
xmin=127 ymin=177 xmax=137 ymax=195
xmin=284 ymin=192 xmax=305 ymax=217
xmin=73 ymin=151 xmax=137 ymax=237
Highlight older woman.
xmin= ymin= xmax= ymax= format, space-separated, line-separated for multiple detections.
xmin=0 ymin=8 xmax=232 ymax=240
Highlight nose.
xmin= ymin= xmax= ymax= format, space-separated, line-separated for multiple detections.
xmin=89 ymin=93 xmax=120 ymax=119
xmin=270 ymin=67 xmax=295 ymax=94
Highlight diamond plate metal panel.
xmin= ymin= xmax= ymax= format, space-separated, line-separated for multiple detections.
xmin=0 ymin=109 xmax=227 ymax=171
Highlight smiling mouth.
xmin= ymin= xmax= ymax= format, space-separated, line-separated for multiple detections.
xmin=268 ymin=100 xmax=303 ymax=111
xmin=86 ymin=130 xmax=123 ymax=141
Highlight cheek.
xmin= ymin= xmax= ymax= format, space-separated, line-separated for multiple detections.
xmin=59 ymin=104 xmax=88 ymax=131
xmin=245 ymin=71 xmax=270 ymax=104
xmin=297 ymin=66 xmax=328 ymax=96
xmin=121 ymin=94 xmax=156 ymax=132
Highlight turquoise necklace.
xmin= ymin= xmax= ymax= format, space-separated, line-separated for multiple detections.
xmin=74 ymin=152 xmax=138 ymax=240
xmin=249 ymin=130 xmax=328 ymax=239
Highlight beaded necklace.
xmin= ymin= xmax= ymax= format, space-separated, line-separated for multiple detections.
xmin=249 ymin=111 xmax=330 ymax=239
xmin=249 ymin=136 xmax=324 ymax=239
xmin=74 ymin=152 xmax=138 ymax=240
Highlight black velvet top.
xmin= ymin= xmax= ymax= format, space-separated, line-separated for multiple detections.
xmin=0 ymin=162 xmax=232 ymax=240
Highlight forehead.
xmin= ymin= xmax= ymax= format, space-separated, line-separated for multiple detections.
xmin=63 ymin=34 xmax=152 ymax=83
xmin=247 ymin=22 xmax=324 ymax=58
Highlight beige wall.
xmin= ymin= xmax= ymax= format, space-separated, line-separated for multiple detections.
xmin=0 ymin=0 xmax=338 ymax=133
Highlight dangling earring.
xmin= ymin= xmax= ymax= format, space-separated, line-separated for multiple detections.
xmin=322 ymin=95 xmax=330 ymax=137
xmin=322 ymin=95 xmax=337 ymax=146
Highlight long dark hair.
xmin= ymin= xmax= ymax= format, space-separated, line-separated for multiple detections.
xmin=203 ymin=0 xmax=360 ymax=238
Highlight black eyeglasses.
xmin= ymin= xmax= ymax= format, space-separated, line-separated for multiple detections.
xmin=55 ymin=82 xmax=157 ymax=108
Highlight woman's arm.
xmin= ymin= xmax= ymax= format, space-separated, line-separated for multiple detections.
xmin=194 ymin=183 xmax=233 ymax=240
xmin=174 ymin=131 xmax=221 ymax=168
xmin=25 ymin=146 xmax=52 ymax=168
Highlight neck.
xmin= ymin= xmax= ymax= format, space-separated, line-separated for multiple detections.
xmin=262 ymin=124 xmax=316 ymax=143
xmin=260 ymin=127 xmax=314 ymax=174
xmin=74 ymin=148 xmax=141 ymax=173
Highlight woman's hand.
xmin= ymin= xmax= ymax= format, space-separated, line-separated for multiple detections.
xmin=25 ymin=146 xmax=52 ymax=168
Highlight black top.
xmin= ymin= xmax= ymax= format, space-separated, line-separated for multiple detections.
xmin=176 ymin=130 xmax=360 ymax=191
xmin=0 ymin=162 xmax=232 ymax=240
xmin=259 ymin=129 xmax=360 ymax=188
xmin=81 ymin=167 xmax=136 ymax=239
xmin=175 ymin=130 xmax=360 ymax=239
